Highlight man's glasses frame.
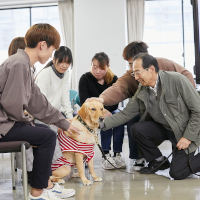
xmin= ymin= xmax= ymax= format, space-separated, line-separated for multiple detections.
xmin=131 ymin=68 xmax=149 ymax=77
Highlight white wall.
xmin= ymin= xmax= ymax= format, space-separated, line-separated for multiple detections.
xmin=74 ymin=0 xmax=128 ymax=83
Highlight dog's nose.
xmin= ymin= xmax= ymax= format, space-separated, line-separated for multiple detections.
xmin=99 ymin=116 xmax=104 ymax=121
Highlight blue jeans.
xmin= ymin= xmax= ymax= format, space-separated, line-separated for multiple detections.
xmin=100 ymin=110 xmax=124 ymax=153
xmin=127 ymin=114 xmax=141 ymax=159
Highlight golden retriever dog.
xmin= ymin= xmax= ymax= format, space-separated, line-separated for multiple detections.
xmin=51 ymin=100 xmax=104 ymax=185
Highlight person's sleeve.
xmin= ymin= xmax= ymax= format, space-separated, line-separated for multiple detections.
xmin=177 ymin=75 xmax=200 ymax=141
xmin=27 ymin=82 xmax=70 ymax=131
xmin=103 ymin=75 xmax=119 ymax=112
xmin=104 ymin=104 xmax=119 ymax=113
xmin=61 ymin=71 xmax=73 ymax=119
xmin=103 ymin=97 xmax=140 ymax=130
xmin=78 ymin=74 xmax=91 ymax=106
xmin=100 ymin=72 xmax=138 ymax=106
xmin=1 ymin=63 xmax=32 ymax=122
xmin=34 ymin=70 xmax=51 ymax=96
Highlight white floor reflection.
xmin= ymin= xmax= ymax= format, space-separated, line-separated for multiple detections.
xmin=1 ymin=135 xmax=200 ymax=200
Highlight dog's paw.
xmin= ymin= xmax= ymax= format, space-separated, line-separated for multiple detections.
xmin=57 ymin=179 xmax=65 ymax=184
xmin=82 ymin=179 xmax=92 ymax=186
xmin=51 ymin=178 xmax=65 ymax=184
xmin=93 ymin=177 xmax=103 ymax=182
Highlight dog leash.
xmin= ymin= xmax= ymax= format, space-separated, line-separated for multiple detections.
xmin=77 ymin=115 xmax=198 ymax=176
xmin=77 ymin=115 xmax=95 ymax=133
xmin=148 ymin=147 xmax=176 ymax=173
xmin=148 ymin=147 xmax=200 ymax=175
xmin=94 ymin=134 xmax=136 ymax=174
xmin=96 ymin=139 xmax=199 ymax=176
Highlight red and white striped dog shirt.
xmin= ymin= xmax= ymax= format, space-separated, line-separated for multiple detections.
xmin=51 ymin=131 xmax=95 ymax=171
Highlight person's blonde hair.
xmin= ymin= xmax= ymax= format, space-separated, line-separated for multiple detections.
xmin=92 ymin=52 xmax=114 ymax=85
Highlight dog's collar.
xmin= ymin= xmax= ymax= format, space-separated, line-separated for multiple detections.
xmin=77 ymin=115 xmax=95 ymax=133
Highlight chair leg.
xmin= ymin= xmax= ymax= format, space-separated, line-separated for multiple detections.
xmin=21 ymin=143 xmax=28 ymax=200
xmin=14 ymin=153 xmax=17 ymax=172
xmin=72 ymin=99 xmax=75 ymax=110
xmin=11 ymin=153 xmax=16 ymax=190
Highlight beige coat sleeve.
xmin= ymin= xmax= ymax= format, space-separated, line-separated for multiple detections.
xmin=100 ymin=70 xmax=139 ymax=106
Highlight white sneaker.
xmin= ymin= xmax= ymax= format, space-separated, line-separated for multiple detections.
xmin=46 ymin=182 xmax=75 ymax=198
xmin=29 ymin=190 xmax=61 ymax=200
xmin=102 ymin=153 xmax=117 ymax=170
xmin=133 ymin=158 xmax=146 ymax=167
xmin=113 ymin=153 xmax=126 ymax=169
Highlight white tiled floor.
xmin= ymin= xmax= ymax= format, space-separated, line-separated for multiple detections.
xmin=1 ymin=134 xmax=200 ymax=200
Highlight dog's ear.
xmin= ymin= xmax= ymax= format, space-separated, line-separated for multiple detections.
xmin=78 ymin=103 xmax=86 ymax=120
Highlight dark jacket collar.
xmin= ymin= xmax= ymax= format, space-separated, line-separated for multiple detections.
xmin=51 ymin=64 xmax=64 ymax=79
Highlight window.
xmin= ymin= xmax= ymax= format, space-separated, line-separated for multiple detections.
xmin=0 ymin=8 xmax=29 ymax=64
xmin=0 ymin=5 xmax=63 ymax=75
xmin=144 ymin=0 xmax=194 ymax=75
xmin=31 ymin=6 xmax=63 ymax=75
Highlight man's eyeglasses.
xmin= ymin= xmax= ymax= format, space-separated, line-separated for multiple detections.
xmin=131 ymin=68 xmax=149 ymax=77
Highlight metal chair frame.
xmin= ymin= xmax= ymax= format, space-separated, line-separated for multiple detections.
xmin=0 ymin=142 xmax=30 ymax=200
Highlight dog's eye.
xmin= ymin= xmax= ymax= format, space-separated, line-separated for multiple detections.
xmin=101 ymin=108 xmax=103 ymax=111
xmin=92 ymin=108 xmax=96 ymax=111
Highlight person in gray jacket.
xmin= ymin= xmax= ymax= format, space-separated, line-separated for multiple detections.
xmin=101 ymin=53 xmax=200 ymax=180
xmin=0 ymin=24 xmax=78 ymax=200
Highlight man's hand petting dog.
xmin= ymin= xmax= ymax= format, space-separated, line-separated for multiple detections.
xmin=67 ymin=123 xmax=80 ymax=135
xmin=176 ymin=137 xmax=191 ymax=150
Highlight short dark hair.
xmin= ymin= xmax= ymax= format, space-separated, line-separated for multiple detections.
xmin=8 ymin=37 xmax=26 ymax=56
xmin=54 ymin=46 xmax=73 ymax=66
xmin=25 ymin=23 xmax=60 ymax=49
xmin=133 ymin=53 xmax=159 ymax=73
xmin=44 ymin=46 xmax=73 ymax=69
xmin=123 ymin=41 xmax=149 ymax=61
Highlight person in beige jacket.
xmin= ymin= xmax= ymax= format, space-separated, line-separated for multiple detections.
xmin=0 ymin=24 xmax=78 ymax=200
xmin=88 ymin=41 xmax=195 ymax=167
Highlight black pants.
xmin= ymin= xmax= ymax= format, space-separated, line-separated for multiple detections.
xmin=131 ymin=121 xmax=200 ymax=180
xmin=0 ymin=122 xmax=56 ymax=189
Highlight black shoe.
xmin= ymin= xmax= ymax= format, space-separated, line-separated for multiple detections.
xmin=140 ymin=157 xmax=170 ymax=174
